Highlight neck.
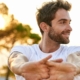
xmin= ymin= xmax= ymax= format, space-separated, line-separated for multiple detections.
xmin=39 ymin=36 xmax=60 ymax=53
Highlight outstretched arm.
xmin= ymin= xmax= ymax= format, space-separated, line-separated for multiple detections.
xmin=8 ymin=51 xmax=52 ymax=80
xmin=8 ymin=51 xmax=28 ymax=75
xmin=66 ymin=51 xmax=80 ymax=80
xmin=67 ymin=51 xmax=80 ymax=74
xmin=46 ymin=59 xmax=76 ymax=80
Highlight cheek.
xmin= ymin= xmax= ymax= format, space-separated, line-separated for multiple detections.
xmin=56 ymin=25 xmax=66 ymax=32
xmin=53 ymin=29 xmax=61 ymax=35
xmin=49 ymin=26 xmax=63 ymax=35
xmin=56 ymin=28 xmax=64 ymax=34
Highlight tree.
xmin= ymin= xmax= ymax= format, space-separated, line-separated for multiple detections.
xmin=0 ymin=3 xmax=8 ymax=15
xmin=0 ymin=3 xmax=41 ymax=80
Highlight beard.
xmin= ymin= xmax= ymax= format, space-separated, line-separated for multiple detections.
xmin=48 ymin=28 xmax=70 ymax=44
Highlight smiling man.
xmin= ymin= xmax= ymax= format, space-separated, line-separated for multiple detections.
xmin=8 ymin=0 xmax=80 ymax=80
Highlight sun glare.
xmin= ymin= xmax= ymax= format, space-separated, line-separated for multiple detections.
xmin=0 ymin=15 xmax=5 ymax=29
xmin=0 ymin=0 xmax=80 ymax=45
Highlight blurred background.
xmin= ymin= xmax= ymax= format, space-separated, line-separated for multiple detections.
xmin=0 ymin=0 xmax=80 ymax=80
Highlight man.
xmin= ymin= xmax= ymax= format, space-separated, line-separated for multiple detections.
xmin=8 ymin=0 xmax=80 ymax=80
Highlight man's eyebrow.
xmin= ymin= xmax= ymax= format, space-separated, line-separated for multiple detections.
xmin=58 ymin=19 xmax=71 ymax=22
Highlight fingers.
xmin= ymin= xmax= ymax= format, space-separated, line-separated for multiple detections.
xmin=50 ymin=59 xmax=63 ymax=63
xmin=39 ymin=55 xmax=52 ymax=64
xmin=46 ymin=59 xmax=63 ymax=67
xmin=47 ymin=61 xmax=58 ymax=67
xmin=47 ymin=61 xmax=76 ymax=72
xmin=47 ymin=61 xmax=65 ymax=69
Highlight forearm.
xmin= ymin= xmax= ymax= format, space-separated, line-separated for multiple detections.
xmin=8 ymin=51 xmax=28 ymax=75
xmin=66 ymin=51 xmax=80 ymax=74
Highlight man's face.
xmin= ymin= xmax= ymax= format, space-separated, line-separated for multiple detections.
xmin=48 ymin=8 xmax=72 ymax=44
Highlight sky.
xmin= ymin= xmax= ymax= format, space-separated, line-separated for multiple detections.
xmin=0 ymin=0 xmax=80 ymax=46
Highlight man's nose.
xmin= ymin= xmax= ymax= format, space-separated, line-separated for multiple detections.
xmin=67 ymin=24 xmax=72 ymax=31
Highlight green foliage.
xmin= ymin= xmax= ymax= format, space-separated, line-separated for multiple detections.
xmin=30 ymin=33 xmax=41 ymax=43
xmin=0 ymin=21 xmax=41 ymax=50
xmin=0 ymin=2 xmax=41 ymax=80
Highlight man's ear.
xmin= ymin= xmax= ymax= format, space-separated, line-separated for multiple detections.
xmin=39 ymin=22 xmax=49 ymax=33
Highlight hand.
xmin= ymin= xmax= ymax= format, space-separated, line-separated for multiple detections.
xmin=46 ymin=61 xmax=77 ymax=80
xmin=19 ymin=55 xmax=52 ymax=80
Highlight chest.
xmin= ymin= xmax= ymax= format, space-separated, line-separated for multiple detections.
xmin=29 ymin=51 xmax=67 ymax=62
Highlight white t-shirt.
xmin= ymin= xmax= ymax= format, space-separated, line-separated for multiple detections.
xmin=10 ymin=44 xmax=80 ymax=80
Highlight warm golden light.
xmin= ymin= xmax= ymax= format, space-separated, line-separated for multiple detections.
xmin=0 ymin=15 xmax=5 ymax=29
xmin=0 ymin=0 xmax=80 ymax=45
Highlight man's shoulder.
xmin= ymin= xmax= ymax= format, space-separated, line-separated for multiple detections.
xmin=10 ymin=44 xmax=39 ymax=53
xmin=61 ymin=45 xmax=80 ymax=54
xmin=10 ymin=44 xmax=39 ymax=59
xmin=11 ymin=44 xmax=38 ymax=49
xmin=61 ymin=45 xmax=80 ymax=49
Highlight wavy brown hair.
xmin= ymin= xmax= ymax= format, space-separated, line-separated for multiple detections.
xmin=36 ymin=0 xmax=71 ymax=34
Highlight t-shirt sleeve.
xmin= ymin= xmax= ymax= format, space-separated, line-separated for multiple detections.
xmin=62 ymin=46 xmax=80 ymax=61
xmin=9 ymin=45 xmax=32 ymax=80
xmin=9 ymin=45 xmax=31 ymax=60
xmin=67 ymin=46 xmax=80 ymax=55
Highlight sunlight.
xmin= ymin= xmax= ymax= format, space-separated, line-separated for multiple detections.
xmin=0 ymin=0 xmax=80 ymax=45
xmin=0 ymin=15 xmax=5 ymax=29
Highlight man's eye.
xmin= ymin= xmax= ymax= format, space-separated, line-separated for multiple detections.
xmin=60 ymin=21 xmax=65 ymax=24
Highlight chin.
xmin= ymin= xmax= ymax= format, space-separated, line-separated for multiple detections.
xmin=64 ymin=40 xmax=70 ymax=44
xmin=61 ymin=39 xmax=70 ymax=44
xmin=64 ymin=37 xmax=70 ymax=44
